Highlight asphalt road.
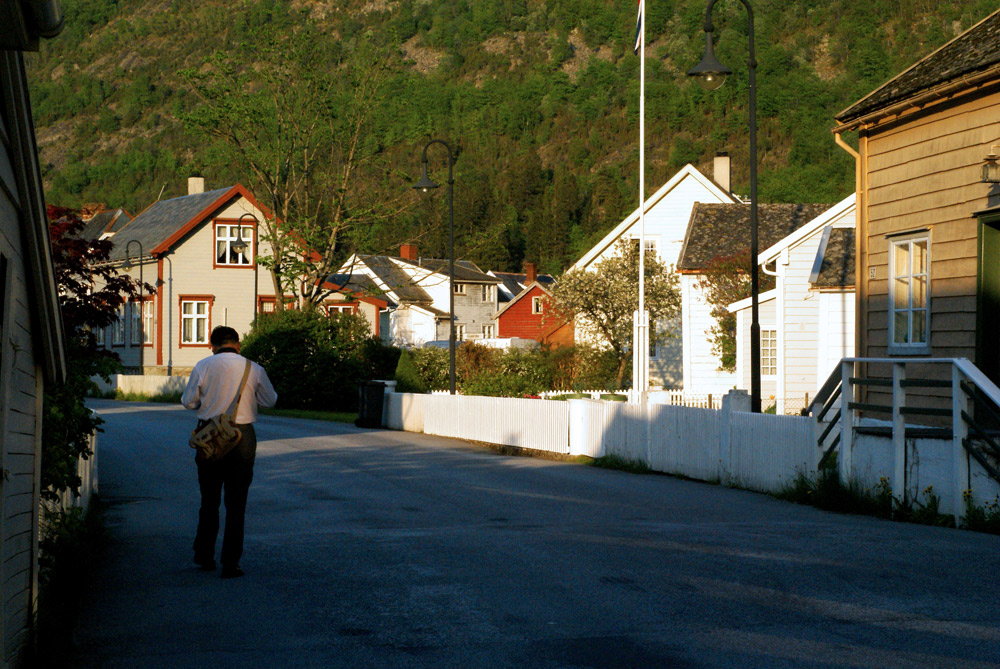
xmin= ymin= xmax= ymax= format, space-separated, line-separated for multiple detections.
xmin=71 ymin=400 xmax=1000 ymax=668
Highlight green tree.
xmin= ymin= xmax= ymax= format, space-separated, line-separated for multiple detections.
xmin=696 ymin=252 xmax=777 ymax=372
xmin=549 ymin=239 xmax=680 ymax=389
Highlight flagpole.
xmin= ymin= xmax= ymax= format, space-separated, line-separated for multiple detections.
xmin=636 ymin=0 xmax=648 ymax=396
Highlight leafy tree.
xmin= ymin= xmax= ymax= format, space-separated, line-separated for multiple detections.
xmin=696 ymin=252 xmax=777 ymax=372
xmin=43 ymin=206 xmax=149 ymax=499
xmin=549 ymin=239 xmax=680 ymax=389
xmin=180 ymin=8 xmax=404 ymax=309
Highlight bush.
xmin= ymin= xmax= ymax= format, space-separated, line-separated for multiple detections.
xmin=394 ymin=348 xmax=425 ymax=394
xmin=241 ymin=309 xmax=387 ymax=411
xmin=409 ymin=347 xmax=450 ymax=392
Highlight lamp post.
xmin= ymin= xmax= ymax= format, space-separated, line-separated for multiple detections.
xmin=688 ymin=0 xmax=762 ymax=413
xmin=413 ymin=139 xmax=456 ymax=395
xmin=123 ymin=239 xmax=144 ymax=374
xmin=231 ymin=212 xmax=259 ymax=328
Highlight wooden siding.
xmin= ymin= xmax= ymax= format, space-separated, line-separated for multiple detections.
xmin=681 ymin=274 xmax=737 ymax=393
xmin=0 ymin=86 xmax=37 ymax=666
xmin=860 ymin=87 xmax=1000 ymax=364
xmin=497 ymin=285 xmax=553 ymax=340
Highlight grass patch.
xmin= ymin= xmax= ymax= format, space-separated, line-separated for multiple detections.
xmin=589 ymin=453 xmax=652 ymax=474
xmin=960 ymin=492 xmax=1000 ymax=535
xmin=34 ymin=499 xmax=108 ymax=667
xmin=95 ymin=389 xmax=183 ymax=403
xmin=259 ymin=407 xmax=358 ymax=423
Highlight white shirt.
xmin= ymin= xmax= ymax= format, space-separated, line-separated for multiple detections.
xmin=182 ymin=351 xmax=278 ymax=423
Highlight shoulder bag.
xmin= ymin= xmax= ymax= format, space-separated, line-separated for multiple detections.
xmin=189 ymin=360 xmax=252 ymax=462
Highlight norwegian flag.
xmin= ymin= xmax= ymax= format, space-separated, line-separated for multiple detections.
xmin=633 ymin=0 xmax=643 ymax=54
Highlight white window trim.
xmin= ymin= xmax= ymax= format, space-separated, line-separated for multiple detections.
xmin=216 ymin=223 xmax=254 ymax=266
xmin=455 ymin=324 xmax=466 ymax=340
xmin=143 ymin=301 xmax=153 ymax=344
xmin=761 ymin=329 xmax=778 ymax=377
xmin=181 ymin=300 xmax=210 ymax=344
xmin=453 ymin=283 xmax=466 ymax=295
xmin=887 ymin=232 xmax=931 ymax=355
xmin=328 ymin=304 xmax=354 ymax=315
xmin=483 ymin=324 xmax=494 ymax=338
xmin=112 ymin=307 xmax=125 ymax=345
xmin=531 ymin=296 xmax=543 ymax=315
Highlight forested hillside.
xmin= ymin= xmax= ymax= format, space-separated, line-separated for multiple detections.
xmin=26 ymin=0 xmax=999 ymax=274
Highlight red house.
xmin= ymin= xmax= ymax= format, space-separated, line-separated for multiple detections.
xmin=493 ymin=263 xmax=574 ymax=346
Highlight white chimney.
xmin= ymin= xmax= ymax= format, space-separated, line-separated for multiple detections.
xmin=188 ymin=176 xmax=205 ymax=195
xmin=713 ymin=152 xmax=731 ymax=194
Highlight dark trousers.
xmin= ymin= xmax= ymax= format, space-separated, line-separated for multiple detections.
xmin=193 ymin=424 xmax=257 ymax=567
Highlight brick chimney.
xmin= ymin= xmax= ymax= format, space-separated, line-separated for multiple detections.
xmin=525 ymin=262 xmax=537 ymax=285
xmin=400 ymin=243 xmax=418 ymax=260
xmin=713 ymin=152 xmax=731 ymax=194
xmin=188 ymin=176 xmax=205 ymax=195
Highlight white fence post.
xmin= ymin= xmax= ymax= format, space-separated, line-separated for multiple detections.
xmin=952 ymin=365 xmax=971 ymax=524
xmin=839 ymin=360 xmax=854 ymax=484
xmin=892 ymin=362 xmax=907 ymax=503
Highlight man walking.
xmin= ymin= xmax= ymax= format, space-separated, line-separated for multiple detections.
xmin=182 ymin=326 xmax=277 ymax=578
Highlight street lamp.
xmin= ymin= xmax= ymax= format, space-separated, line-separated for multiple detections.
xmin=413 ymin=139 xmax=456 ymax=395
xmin=688 ymin=0 xmax=762 ymax=413
xmin=122 ymin=239 xmax=144 ymax=374
xmin=231 ymin=212 xmax=259 ymax=327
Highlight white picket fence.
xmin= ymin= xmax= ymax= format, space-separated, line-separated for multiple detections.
xmin=537 ymin=389 xmax=723 ymax=409
xmin=385 ymin=390 xmax=812 ymax=494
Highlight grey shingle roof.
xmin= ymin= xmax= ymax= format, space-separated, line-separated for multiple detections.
xmin=837 ymin=9 xmax=1000 ymax=123
xmin=107 ymin=188 xmax=232 ymax=260
xmin=677 ymin=203 xmax=832 ymax=271
xmin=397 ymin=257 xmax=499 ymax=283
xmin=77 ymin=208 xmax=131 ymax=240
xmin=491 ymin=271 xmax=555 ymax=303
xmin=812 ymin=228 xmax=855 ymax=289
xmin=357 ymin=255 xmax=433 ymax=304
xmin=324 ymin=273 xmax=393 ymax=305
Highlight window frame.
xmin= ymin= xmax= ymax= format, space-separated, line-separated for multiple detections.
xmin=761 ymin=329 xmax=777 ymax=377
xmin=482 ymin=323 xmax=494 ymax=339
xmin=453 ymin=283 xmax=466 ymax=295
xmin=455 ymin=323 xmax=466 ymax=341
xmin=178 ymin=295 xmax=214 ymax=347
xmin=887 ymin=232 xmax=931 ymax=355
xmin=213 ymin=220 xmax=255 ymax=269
xmin=327 ymin=303 xmax=356 ymax=316
xmin=111 ymin=305 xmax=126 ymax=347
xmin=130 ymin=298 xmax=154 ymax=347
xmin=531 ymin=295 xmax=543 ymax=315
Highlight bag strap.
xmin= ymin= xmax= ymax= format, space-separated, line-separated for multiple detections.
xmin=226 ymin=360 xmax=253 ymax=418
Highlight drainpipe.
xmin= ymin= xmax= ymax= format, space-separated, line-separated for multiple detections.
xmin=761 ymin=252 xmax=786 ymax=413
xmin=835 ymin=131 xmax=864 ymax=390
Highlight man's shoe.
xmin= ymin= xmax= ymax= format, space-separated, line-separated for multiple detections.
xmin=194 ymin=554 xmax=216 ymax=571
xmin=220 ymin=566 xmax=245 ymax=579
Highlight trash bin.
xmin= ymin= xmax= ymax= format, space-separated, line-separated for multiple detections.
xmin=355 ymin=381 xmax=386 ymax=428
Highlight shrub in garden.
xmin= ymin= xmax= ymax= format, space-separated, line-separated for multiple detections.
xmin=241 ymin=309 xmax=379 ymax=411
xmin=408 ymin=346 xmax=450 ymax=392
xmin=394 ymin=349 xmax=425 ymax=394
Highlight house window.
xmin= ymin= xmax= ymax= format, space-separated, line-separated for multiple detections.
xmin=889 ymin=235 xmax=929 ymax=349
xmin=130 ymin=300 xmax=153 ymax=345
xmin=481 ymin=284 xmax=492 ymax=301
xmin=95 ymin=324 xmax=105 ymax=346
xmin=328 ymin=304 xmax=354 ymax=316
xmin=762 ymin=329 xmax=777 ymax=376
xmin=215 ymin=222 xmax=253 ymax=266
xmin=453 ymin=283 xmax=466 ymax=295
xmin=483 ymin=324 xmax=494 ymax=338
xmin=455 ymin=324 xmax=466 ymax=340
xmin=632 ymin=238 xmax=659 ymax=257
xmin=112 ymin=306 xmax=125 ymax=345
xmin=180 ymin=298 xmax=211 ymax=345
xmin=531 ymin=296 xmax=543 ymax=315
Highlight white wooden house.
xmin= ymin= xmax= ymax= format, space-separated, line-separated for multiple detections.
xmin=568 ymin=159 xmax=738 ymax=388
xmin=338 ymin=244 xmax=500 ymax=347
xmin=728 ymin=195 xmax=856 ymax=413
xmin=0 ymin=12 xmax=68 ymax=667
xmin=93 ymin=178 xmax=273 ymax=374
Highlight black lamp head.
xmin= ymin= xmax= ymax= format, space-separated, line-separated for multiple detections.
xmin=687 ymin=31 xmax=731 ymax=91
xmin=413 ymin=161 xmax=440 ymax=193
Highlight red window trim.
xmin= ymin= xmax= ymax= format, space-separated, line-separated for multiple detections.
xmin=178 ymin=294 xmax=215 ymax=348
xmin=212 ymin=219 xmax=255 ymax=270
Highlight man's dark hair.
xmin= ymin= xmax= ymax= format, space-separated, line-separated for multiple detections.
xmin=210 ymin=326 xmax=240 ymax=347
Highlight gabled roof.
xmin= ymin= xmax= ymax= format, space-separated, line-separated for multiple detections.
xmin=758 ymin=194 xmax=856 ymax=264
xmin=810 ymin=228 xmax=855 ymax=289
xmin=397 ymin=257 xmax=499 ymax=284
xmin=322 ymin=273 xmax=392 ymax=308
xmin=493 ymin=281 xmax=553 ymax=320
xmin=77 ymin=207 xmax=131 ymax=240
xmin=355 ymin=254 xmax=433 ymax=304
xmin=491 ymin=270 xmax=556 ymax=302
xmin=837 ymin=9 xmax=1000 ymax=124
xmin=570 ymin=164 xmax=737 ymax=271
xmin=727 ymin=288 xmax=778 ymax=313
xmin=107 ymin=184 xmax=268 ymax=260
xmin=676 ymin=203 xmax=832 ymax=272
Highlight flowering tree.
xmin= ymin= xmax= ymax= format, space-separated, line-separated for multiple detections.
xmin=696 ymin=252 xmax=776 ymax=372
xmin=549 ymin=239 xmax=680 ymax=389
xmin=42 ymin=206 xmax=150 ymax=499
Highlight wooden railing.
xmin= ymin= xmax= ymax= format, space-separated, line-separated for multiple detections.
xmin=810 ymin=358 xmax=1000 ymax=521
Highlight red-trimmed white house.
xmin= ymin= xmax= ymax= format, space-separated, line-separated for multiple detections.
xmin=92 ymin=177 xmax=275 ymax=374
